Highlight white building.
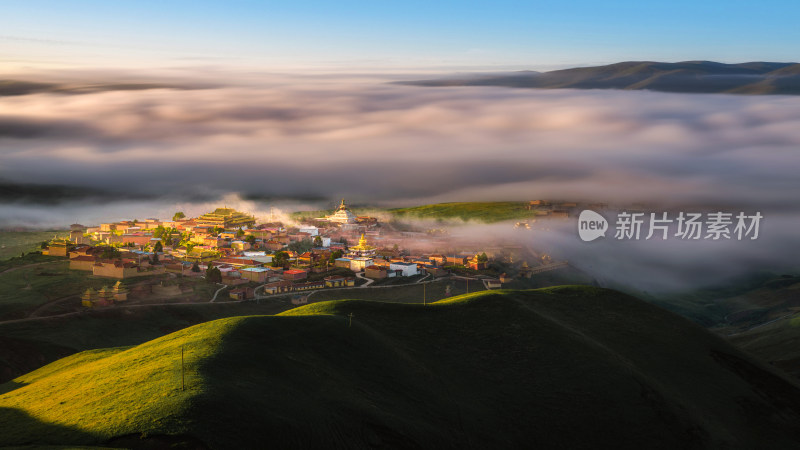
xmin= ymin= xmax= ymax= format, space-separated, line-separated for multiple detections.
xmin=350 ymin=257 xmax=374 ymax=272
xmin=390 ymin=262 xmax=418 ymax=277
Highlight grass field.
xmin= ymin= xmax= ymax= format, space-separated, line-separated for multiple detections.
xmin=0 ymin=230 xmax=68 ymax=260
xmin=388 ymin=201 xmax=539 ymax=223
xmin=0 ymin=269 xmax=587 ymax=383
xmin=0 ymin=250 xmax=63 ymax=273
xmin=0 ymin=260 xmax=113 ymax=321
xmin=2 ymin=287 xmax=800 ymax=448
xmin=0 ymin=258 xmax=181 ymax=320
xmin=728 ymin=312 xmax=800 ymax=379
xmin=0 ymin=298 xmax=295 ymax=383
xmin=293 ymin=201 xmax=540 ymax=224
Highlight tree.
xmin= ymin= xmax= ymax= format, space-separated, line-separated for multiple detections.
xmin=271 ymin=251 xmax=289 ymax=268
xmin=153 ymin=240 xmax=163 ymax=253
xmin=478 ymin=252 xmax=489 ymax=262
xmin=173 ymin=211 xmax=186 ymax=221
xmin=236 ymin=227 xmax=245 ymax=238
xmin=151 ymin=253 xmax=160 ymax=264
xmin=313 ymin=236 xmax=323 ymax=247
xmin=191 ymin=261 xmax=201 ymax=273
xmin=206 ymin=264 xmax=222 ymax=283
xmin=153 ymin=225 xmax=165 ymax=239
xmin=245 ymin=235 xmax=257 ymax=245
xmin=159 ymin=226 xmax=176 ymax=247
xmin=329 ymin=249 xmax=343 ymax=263
xmin=288 ymin=238 xmax=313 ymax=254
xmin=100 ymin=247 xmax=121 ymax=260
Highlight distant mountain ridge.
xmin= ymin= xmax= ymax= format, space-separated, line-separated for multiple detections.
xmin=399 ymin=61 xmax=800 ymax=95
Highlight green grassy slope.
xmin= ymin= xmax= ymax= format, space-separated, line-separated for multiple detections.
xmin=293 ymin=201 xmax=538 ymax=223
xmin=389 ymin=201 xmax=537 ymax=223
xmin=2 ymin=287 xmax=800 ymax=449
xmin=728 ymin=315 xmax=800 ymax=379
xmin=0 ymin=231 xmax=67 ymax=261
xmin=0 ymin=300 xmax=293 ymax=384
xmin=0 ymin=260 xmax=113 ymax=321
xmin=680 ymin=274 xmax=800 ymax=378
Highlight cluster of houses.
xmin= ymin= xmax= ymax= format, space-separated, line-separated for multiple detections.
xmin=49 ymin=201 xmax=514 ymax=304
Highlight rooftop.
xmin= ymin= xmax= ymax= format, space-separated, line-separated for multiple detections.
xmin=284 ymin=269 xmax=308 ymax=275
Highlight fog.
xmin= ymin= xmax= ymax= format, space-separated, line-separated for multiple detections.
xmin=1 ymin=70 xmax=798 ymax=291
xmin=1 ymin=71 xmax=799 ymax=210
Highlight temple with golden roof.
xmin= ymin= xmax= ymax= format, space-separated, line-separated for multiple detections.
xmin=348 ymin=233 xmax=376 ymax=257
xmin=196 ymin=207 xmax=256 ymax=229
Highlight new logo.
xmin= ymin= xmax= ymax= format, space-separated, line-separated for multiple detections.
xmin=578 ymin=210 xmax=608 ymax=242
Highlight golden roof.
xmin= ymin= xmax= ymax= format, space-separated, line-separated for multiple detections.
xmin=351 ymin=233 xmax=375 ymax=251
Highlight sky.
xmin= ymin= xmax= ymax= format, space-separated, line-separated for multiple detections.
xmin=2 ymin=0 xmax=800 ymax=72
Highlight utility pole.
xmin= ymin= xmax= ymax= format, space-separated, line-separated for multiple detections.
xmin=181 ymin=346 xmax=185 ymax=391
xmin=423 ymin=282 xmax=426 ymax=306
xmin=348 ymin=312 xmax=354 ymax=327
xmin=466 ymin=278 xmax=469 ymax=294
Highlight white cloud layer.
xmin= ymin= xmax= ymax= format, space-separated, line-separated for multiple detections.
xmin=0 ymin=73 xmax=798 ymax=211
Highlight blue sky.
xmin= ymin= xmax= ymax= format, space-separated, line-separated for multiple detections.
xmin=2 ymin=0 xmax=799 ymax=71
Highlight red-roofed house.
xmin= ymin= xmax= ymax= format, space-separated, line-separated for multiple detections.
xmin=282 ymin=269 xmax=308 ymax=281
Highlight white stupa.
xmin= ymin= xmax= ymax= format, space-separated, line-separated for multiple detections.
xmin=325 ymin=199 xmax=358 ymax=224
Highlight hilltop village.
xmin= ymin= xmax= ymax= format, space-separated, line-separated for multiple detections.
xmin=41 ymin=200 xmax=567 ymax=308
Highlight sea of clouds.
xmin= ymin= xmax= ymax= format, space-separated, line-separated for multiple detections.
xmin=1 ymin=70 xmax=798 ymax=291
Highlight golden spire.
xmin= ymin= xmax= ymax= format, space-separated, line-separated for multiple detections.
xmin=358 ymin=233 xmax=367 ymax=246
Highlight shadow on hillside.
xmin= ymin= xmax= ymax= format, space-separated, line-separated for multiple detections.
xmin=711 ymin=350 xmax=800 ymax=418
xmin=0 ymin=406 xmax=99 ymax=446
xmin=0 ymin=380 xmax=27 ymax=396
xmin=0 ymin=335 xmax=76 ymax=384
xmin=106 ymin=433 xmax=210 ymax=449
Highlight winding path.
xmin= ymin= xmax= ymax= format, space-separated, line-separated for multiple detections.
xmin=209 ymin=283 xmax=229 ymax=303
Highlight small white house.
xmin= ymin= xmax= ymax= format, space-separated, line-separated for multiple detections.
xmin=390 ymin=262 xmax=418 ymax=277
